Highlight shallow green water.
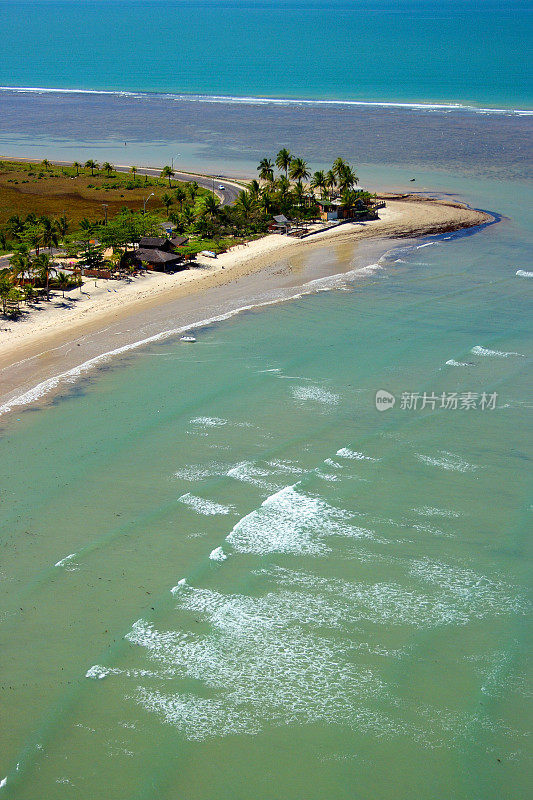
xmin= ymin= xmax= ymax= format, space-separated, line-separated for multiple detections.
xmin=0 ymin=171 xmax=531 ymax=798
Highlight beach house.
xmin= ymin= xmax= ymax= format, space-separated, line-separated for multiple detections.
xmin=131 ymin=236 xmax=187 ymax=272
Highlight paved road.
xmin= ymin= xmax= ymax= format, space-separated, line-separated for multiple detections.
xmin=123 ymin=166 xmax=243 ymax=206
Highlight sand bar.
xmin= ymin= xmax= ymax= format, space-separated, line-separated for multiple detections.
xmin=0 ymin=196 xmax=492 ymax=416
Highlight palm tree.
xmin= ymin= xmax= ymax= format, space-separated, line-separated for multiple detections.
xmin=40 ymin=217 xmax=59 ymax=254
xmin=257 ymin=158 xmax=274 ymax=183
xmin=9 ymin=247 xmax=31 ymax=286
xmin=183 ymin=182 xmax=198 ymax=205
xmin=5 ymin=215 xmax=25 ymax=242
xmin=201 ymin=194 xmax=221 ymax=219
xmin=161 ymin=166 xmax=175 ymax=188
xmin=337 ymin=165 xmax=358 ymax=194
xmin=332 ymin=157 xmax=349 ymax=181
xmin=289 ymin=157 xmax=310 ymax=186
xmin=72 ymin=161 xmax=82 ymax=177
xmin=325 ymin=169 xmax=337 ymax=199
xmin=33 ymin=253 xmax=55 ymax=300
xmin=85 ymin=159 xmax=98 ymax=177
xmin=340 ymin=188 xmax=360 ymax=210
xmin=161 ymin=193 xmax=174 ymax=218
xmin=102 ymin=162 xmax=114 ymax=176
xmin=247 ymin=179 xmax=261 ymax=199
xmin=23 ymin=223 xmax=44 ymax=256
xmin=275 ymin=148 xmax=292 ymax=179
xmin=310 ymin=170 xmax=327 ymax=199
xmin=276 ymin=175 xmax=291 ymax=200
xmin=259 ymin=190 xmax=274 ymax=216
xmin=235 ymin=190 xmax=255 ymax=228
xmin=173 ymin=186 xmax=186 ymax=210
xmin=56 ymin=271 xmax=70 ymax=298
xmin=292 ymin=181 xmax=307 ymax=211
xmin=181 ymin=206 xmax=196 ymax=230
xmin=79 ymin=218 xmax=95 ymax=249
xmin=56 ymin=214 xmax=69 ymax=241
xmin=130 ymin=165 xmax=138 ymax=182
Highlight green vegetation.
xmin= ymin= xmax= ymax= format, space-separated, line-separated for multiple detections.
xmin=0 ymin=155 xmax=378 ymax=318
xmin=0 ymin=159 xmax=211 ymax=248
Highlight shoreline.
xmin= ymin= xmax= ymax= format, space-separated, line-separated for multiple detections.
xmin=1 ymin=86 xmax=531 ymax=115
xmin=0 ymin=195 xmax=493 ymax=418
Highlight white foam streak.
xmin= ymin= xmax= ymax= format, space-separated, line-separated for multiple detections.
xmin=515 ymin=270 xmax=533 ymax=277
xmin=471 ymin=345 xmax=524 ymax=358
xmin=189 ymin=416 xmax=227 ymax=427
xmin=226 ymin=485 xmax=372 ymax=555
xmin=1 ymin=86 xmax=530 ymax=115
xmin=415 ymin=451 xmax=479 ymax=473
xmin=209 ymin=547 xmax=227 ymax=562
xmin=54 ymin=552 xmax=76 ymax=567
xmin=292 ymin=385 xmax=340 ymax=405
xmin=85 ymin=665 xmax=110 ymax=680
xmin=336 ymin=447 xmax=379 ymax=461
xmin=178 ymin=493 xmax=234 ymax=516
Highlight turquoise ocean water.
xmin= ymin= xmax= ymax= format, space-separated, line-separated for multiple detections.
xmin=0 ymin=1 xmax=532 ymax=797
xmin=0 ymin=164 xmax=531 ymax=798
xmin=0 ymin=0 xmax=532 ymax=108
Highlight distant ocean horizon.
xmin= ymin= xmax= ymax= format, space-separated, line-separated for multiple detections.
xmin=1 ymin=0 xmax=532 ymax=109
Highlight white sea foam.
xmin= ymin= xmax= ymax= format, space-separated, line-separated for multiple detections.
xmin=226 ymin=485 xmax=373 ymax=555
xmin=266 ymin=459 xmax=306 ymax=475
xmin=209 ymin=547 xmax=227 ymax=562
xmin=471 ymin=345 xmax=524 ymax=358
xmin=178 ymin=493 xmax=234 ymax=515
xmin=189 ymin=416 xmax=228 ymax=427
xmin=2 ymin=86 xmax=529 ymax=115
xmin=314 ymin=470 xmax=339 ymax=482
xmin=410 ymin=559 xmax=528 ymax=619
xmin=118 ymin=545 xmax=529 ymax=744
xmin=170 ymin=579 xmax=187 ymax=594
xmin=54 ymin=552 xmax=76 ymax=567
xmin=516 ymin=270 xmax=533 ymax=277
xmin=85 ymin=665 xmax=110 ymax=680
xmin=414 ymin=506 xmax=460 ymax=518
xmin=417 ymin=242 xmax=436 ymax=248
xmin=336 ymin=447 xmax=379 ymax=461
xmin=126 ymin=615 xmax=388 ymax=741
xmin=173 ymin=461 xmax=227 ymax=480
xmin=323 ymin=458 xmax=342 ymax=468
xmin=415 ymin=450 xmax=479 ymax=473
xmin=445 ymin=359 xmax=476 ymax=367
xmin=292 ymin=385 xmax=340 ymax=405
xmin=412 ymin=523 xmax=453 ymax=538
xmin=226 ymin=461 xmax=279 ymax=491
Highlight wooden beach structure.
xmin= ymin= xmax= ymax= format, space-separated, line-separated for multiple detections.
xmin=131 ymin=236 xmax=188 ymax=272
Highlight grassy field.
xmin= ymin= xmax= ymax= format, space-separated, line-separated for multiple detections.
xmin=0 ymin=160 xmax=206 ymax=229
